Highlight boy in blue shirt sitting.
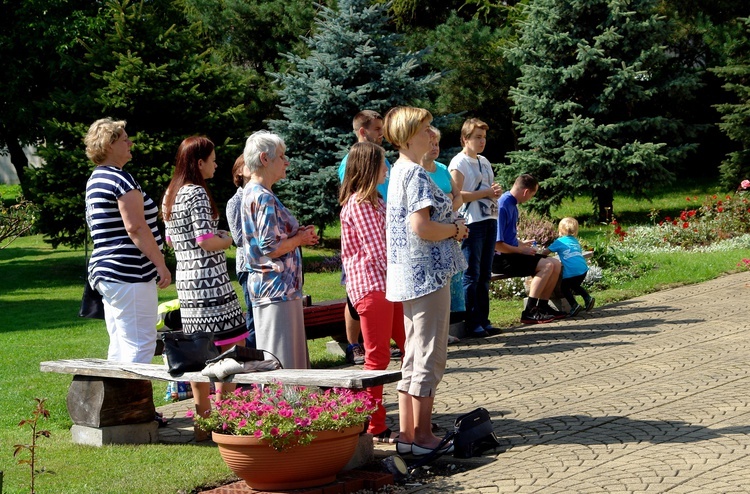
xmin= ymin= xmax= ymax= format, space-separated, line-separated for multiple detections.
xmin=542 ymin=217 xmax=595 ymax=316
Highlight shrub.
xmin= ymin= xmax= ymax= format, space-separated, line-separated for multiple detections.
xmin=517 ymin=209 xmax=558 ymax=246
xmin=489 ymin=277 xmax=527 ymax=300
xmin=0 ymin=195 xmax=39 ymax=248
xmin=614 ymin=184 xmax=750 ymax=251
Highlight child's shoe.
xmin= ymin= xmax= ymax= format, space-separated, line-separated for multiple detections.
xmin=569 ymin=304 xmax=582 ymax=317
xmin=584 ymin=297 xmax=595 ymax=312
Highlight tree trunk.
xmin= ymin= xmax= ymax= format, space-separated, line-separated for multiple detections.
xmin=595 ymin=187 xmax=614 ymax=223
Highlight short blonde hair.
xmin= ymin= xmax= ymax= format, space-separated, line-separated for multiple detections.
xmin=84 ymin=118 xmax=127 ymax=164
xmin=383 ymin=106 xmax=432 ymax=150
xmin=558 ymin=217 xmax=579 ymax=236
xmin=460 ymin=118 xmax=489 ymax=147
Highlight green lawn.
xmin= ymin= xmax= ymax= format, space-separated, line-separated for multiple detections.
xmin=2 ymin=178 xmax=750 ymax=493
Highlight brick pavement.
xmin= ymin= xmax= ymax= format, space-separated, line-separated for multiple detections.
xmin=159 ymin=272 xmax=750 ymax=493
xmin=392 ymin=271 xmax=750 ymax=493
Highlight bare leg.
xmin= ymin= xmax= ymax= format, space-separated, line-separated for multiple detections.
xmin=398 ymin=390 xmax=414 ymax=442
xmin=528 ymin=258 xmax=560 ymax=299
xmin=412 ymin=395 xmax=442 ymax=447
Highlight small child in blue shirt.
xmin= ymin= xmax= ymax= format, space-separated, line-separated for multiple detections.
xmin=543 ymin=217 xmax=594 ymax=316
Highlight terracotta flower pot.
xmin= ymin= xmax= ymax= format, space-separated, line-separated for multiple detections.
xmin=212 ymin=425 xmax=362 ymax=491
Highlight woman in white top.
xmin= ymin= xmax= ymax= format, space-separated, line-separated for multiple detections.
xmin=448 ymin=118 xmax=503 ymax=338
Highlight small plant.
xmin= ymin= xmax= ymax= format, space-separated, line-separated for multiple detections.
xmin=189 ymin=381 xmax=376 ymax=451
xmin=13 ymin=398 xmax=52 ymax=494
xmin=0 ymin=195 xmax=39 ymax=249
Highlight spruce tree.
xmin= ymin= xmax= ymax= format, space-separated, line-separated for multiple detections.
xmin=504 ymin=0 xmax=702 ymax=221
xmin=268 ymin=0 xmax=438 ymax=236
xmin=712 ymin=17 xmax=750 ymax=189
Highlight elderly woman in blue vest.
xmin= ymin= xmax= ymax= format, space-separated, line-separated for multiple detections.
xmin=241 ymin=130 xmax=319 ymax=369
xmin=384 ymin=106 xmax=468 ymax=457
xmin=84 ymin=118 xmax=171 ymax=364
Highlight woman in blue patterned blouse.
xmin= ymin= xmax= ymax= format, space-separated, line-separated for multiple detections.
xmin=241 ymin=130 xmax=319 ymax=369
xmin=384 ymin=107 xmax=468 ymax=457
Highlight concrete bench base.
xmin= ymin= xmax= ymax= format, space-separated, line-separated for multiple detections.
xmin=71 ymin=422 xmax=159 ymax=446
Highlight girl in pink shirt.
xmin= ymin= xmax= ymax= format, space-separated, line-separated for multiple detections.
xmin=339 ymin=141 xmax=405 ymax=443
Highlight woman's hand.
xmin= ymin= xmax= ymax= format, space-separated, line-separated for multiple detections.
xmin=155 ymin=264 xmax=172 ymax=289
xmin=453 ymin=219 xmax=468 ymax=241
xmin=297 ymin=225 xmax=319 ymax=247
xmin=488 ymin=182 xmax=503 ymax=199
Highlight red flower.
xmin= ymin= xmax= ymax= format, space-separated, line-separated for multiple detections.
xmin=688 ymin=210 xmax=696 ymax=217
xmin=658 ymin=221 xmax=664 ymax=226
xmin=717 ymin=201 xmax=723 ymax=206
xmin=718 ymin=207 xmax=724 ymax=213
xmin=726 ymin=195 xmax=731 ymax=200
xmin=680 ymin=211 xmax=687 ymax=221
xmin=713 ymin=195 xmax=717 ymax=199
xmin=665 ymin=216 xmax=672 ymax=222
xmin=686 ymin=197 xmax=691 ymax=201
xmin=672 ymin=220 xmax=678 ymax=226
xmin=683 ymin=222 xmax=689 ymax=228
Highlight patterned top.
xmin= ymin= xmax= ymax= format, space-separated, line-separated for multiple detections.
xmin=385 ymin=159 xmax=467 ymax=302
xmin=85 ymin=165 xmax=163 ymax=287
xmin=448 ymin=152 xmax=498 ymax=224
xmin=163 ymin=184 xmax=246 ymax=341
xmin=340 ymin=193 xmax=387 ymax=304
xmin=548 ymin=235 xmax=589 ymax=279
xmin=226 ymin=186 xmax=247 ymax=276
xmin=242 ymin=182 xmax=303 ymax=307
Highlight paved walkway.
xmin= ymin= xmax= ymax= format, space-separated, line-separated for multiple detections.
xmin=400 ymin=271 xmax=750 ymax=493
xmin=159 ymin=272 xmax=750 ymax=493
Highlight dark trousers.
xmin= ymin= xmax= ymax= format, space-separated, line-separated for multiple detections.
xmin=561 ymin=274 xmax=590 ymax=308
xmin=237 ymin=271 xmax=257 ymax=349
xmin=461 ymin=219 xmax=497 ymax=332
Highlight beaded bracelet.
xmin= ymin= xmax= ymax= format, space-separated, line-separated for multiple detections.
xmin=452 ymin=221 xmax=460 ymax=240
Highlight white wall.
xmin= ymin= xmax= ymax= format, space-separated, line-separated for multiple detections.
xmin=0 ymin=146 xmax=43 ymax=185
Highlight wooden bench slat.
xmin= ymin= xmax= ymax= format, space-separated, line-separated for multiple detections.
xmin=40 ymin=358 xmax=400 ymax=389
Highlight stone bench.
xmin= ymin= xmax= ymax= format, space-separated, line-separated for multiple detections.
xmin=40 ymin=358 xmax=401 ymax=446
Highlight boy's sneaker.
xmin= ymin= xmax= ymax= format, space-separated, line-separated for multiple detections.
xmin=544 ymin=307 xmax=568 ymax=319
xmin=520 ymin=307 xmax=555 ymax=324
xmin=346 ymin=343 xmax=365 ymax=365
xmin=584 ymin=297 xmax=596 ymax=312
xmin=569 ymin=304 xmax=582 ymax=317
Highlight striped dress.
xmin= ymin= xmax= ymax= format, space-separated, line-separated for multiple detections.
xmin=85 ymin=165 xmax=162 ymax=287
xmin=164 ymin=184 xmax=247 ymax=343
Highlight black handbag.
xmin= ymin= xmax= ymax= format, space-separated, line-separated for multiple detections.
xmin=161 ymin=331 xmax=220 ymax=376
xmin=452 ymin=407 xmax=501 ymax=458
xmin=79 ymin=280 xmax=105 ymax=319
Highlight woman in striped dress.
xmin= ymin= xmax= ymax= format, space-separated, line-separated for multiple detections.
xmin=84 ymin=118 xmax=171 ymax=365
xmin=162 ymin=136 xmax=247 ymax=433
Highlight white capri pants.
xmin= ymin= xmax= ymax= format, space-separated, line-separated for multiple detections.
xmin=98 ymin=280 xmax=158 ymax=364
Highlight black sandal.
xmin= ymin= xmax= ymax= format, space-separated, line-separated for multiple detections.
xmin=373 ymin=427 xmax=399 ymax=444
